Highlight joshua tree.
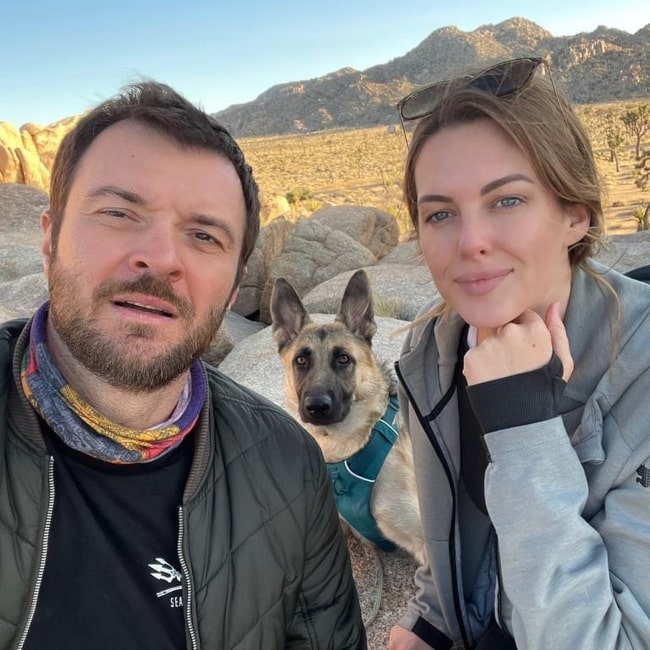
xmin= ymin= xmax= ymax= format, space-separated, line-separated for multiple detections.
xmin=621 ymin=104 xmax=650 ymax=160
xmin=636 ymin=148 xmax=650 ymax=191
xmin=604 ymin=113 xmax=625 ymax=172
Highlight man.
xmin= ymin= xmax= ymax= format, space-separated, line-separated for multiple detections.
xmin=0 ymin=81 xmax=366 ymax=649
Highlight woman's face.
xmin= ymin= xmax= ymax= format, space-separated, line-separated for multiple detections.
xmin=414 ymin=118 xmax=589 ymax=332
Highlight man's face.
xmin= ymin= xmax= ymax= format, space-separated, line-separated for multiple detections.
xmin=42 ymin=119 xmax=247 ymax=391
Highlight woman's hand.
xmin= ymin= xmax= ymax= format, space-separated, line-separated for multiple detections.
xmin=463 ymin=302 xmax=573 ymax=386
xmin=388 ymin=625 xmax=432 ymax=649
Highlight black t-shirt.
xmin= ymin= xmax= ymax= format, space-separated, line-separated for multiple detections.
xmin=24 ymin=425 xmax=194 ymax=650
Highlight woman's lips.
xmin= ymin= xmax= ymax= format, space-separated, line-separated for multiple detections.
xmin=455 ymin=269 xmax=511 ymax=296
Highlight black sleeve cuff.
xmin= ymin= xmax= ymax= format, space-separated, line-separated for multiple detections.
xmin=411 ymin=616 xmax=453 ymax=649
xmin=466 ymin=353 xmax=566 ymax=434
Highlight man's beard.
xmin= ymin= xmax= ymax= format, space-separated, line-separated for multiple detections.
xmin=48 ymin=265 xmax=229 ymax=392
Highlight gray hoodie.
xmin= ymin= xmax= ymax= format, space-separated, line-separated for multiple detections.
xmin=396 ymin=261 xmax=650 ymax=648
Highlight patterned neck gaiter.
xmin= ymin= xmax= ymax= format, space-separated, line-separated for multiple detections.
xmin=21 ymin=303 xmax=207 ymax=463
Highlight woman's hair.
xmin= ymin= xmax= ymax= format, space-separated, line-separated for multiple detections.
xmin=403 ymin=73 xmax=605 ymax=268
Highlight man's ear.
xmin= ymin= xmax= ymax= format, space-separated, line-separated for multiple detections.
xmin=228 ymin=265 xmax=247 ymax=309
xmin=41 ymin=210 xmax=53 ymax=278
xmin=228 ymin=286 xmax=240 ymax=309
xmin=565 ymin=204 xmax=591 ymax=247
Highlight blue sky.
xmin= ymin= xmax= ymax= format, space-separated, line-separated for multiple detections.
xmin=2 ymin=0 xmax=649 ymax=127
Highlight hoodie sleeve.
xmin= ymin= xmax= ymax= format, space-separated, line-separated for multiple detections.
xmin=483 ymin=369 xmax=650 ymax=648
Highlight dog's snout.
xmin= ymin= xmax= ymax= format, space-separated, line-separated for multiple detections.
xmin=304 ymin=394 xmax=333 ymax=418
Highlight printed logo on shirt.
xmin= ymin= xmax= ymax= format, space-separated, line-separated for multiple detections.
xmin=148 ymin=557 xmax=184 ymax=609
xmin=636 ymin=464 xmax=650 ymax=488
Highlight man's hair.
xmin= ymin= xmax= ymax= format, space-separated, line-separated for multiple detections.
xmin=403 ymin=74 xmax=605 ymax=269
xmin=49 ymin=80 xmax=260 ymax=283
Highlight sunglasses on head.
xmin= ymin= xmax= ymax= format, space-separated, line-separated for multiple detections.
xmin=396 ymin=57 xmax=550 ymax=140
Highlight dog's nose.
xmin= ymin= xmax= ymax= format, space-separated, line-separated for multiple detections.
xmin=304 ymin=394 xmax=333 ymax=419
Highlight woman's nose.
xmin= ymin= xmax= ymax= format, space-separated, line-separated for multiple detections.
xmin=457 ymin=215 xmax=491 ymax=258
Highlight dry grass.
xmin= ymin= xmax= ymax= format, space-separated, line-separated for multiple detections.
xmin=238 ymin=99 xmax=649 ymax=238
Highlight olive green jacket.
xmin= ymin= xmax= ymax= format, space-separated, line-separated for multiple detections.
xmin=0 ymin=317 xmax=366 ymax=649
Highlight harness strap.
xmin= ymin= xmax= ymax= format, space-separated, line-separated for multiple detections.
xmin=346 ymin=395 xmax=399 ymax=480
xmin=327 ymin=396 xmax=400 ymax=551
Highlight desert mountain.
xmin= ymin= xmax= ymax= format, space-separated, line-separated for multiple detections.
xmin=213 ymin=17 xmax=650 ymax=137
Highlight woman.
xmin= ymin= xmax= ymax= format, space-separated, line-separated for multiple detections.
xmin=389 ymin=57 xmax=650 ymax=649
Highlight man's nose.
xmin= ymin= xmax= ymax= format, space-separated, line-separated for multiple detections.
xmin=128 ymin=229 xmax=184 ymax=280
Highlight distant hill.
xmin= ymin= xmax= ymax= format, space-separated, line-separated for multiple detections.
xmin=213 ymin=17 xmax=650 ymax=137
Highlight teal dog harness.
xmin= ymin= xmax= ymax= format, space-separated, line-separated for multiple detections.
xmin=326 ymin=396 xmax=399 ymax=551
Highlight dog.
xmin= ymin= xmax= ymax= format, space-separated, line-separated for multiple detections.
xmin=270 ymin=269 xmax=425 ymax=564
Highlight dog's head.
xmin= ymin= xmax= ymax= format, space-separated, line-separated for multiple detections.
xmin=270 ymin=270 xmax=389 ymax=455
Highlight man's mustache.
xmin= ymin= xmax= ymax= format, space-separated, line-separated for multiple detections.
xmin=93 ymin=275 xmax=193 ymax=318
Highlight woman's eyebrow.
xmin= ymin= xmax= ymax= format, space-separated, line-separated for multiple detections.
xmin=480 ymin=174 xmax=534 ymax=196
xmin=418 ymin=193 xmax=452 ymax=205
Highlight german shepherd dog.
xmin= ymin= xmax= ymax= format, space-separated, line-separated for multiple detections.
xmin=270 ymin=270 xmax=424 ymax=564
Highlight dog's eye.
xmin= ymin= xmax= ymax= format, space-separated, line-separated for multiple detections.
xmin=337 ymin=354 xmax=350 ymax=365
xmin=295 ymin=355 xmax=307 ymax=366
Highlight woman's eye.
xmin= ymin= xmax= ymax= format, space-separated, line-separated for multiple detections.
xmin=496 ymin=196 xmax=522 ymax=209
xmin=425 ymin=210 xmax=452 ymax=224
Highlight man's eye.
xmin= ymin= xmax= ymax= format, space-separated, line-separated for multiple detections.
xmin=193 ymin=231 xmax=225 ymax=250
xmin=194 ymin=231 xmax=215 ymax=242
xmin=103 ymin=209 xmax=128 ymax=218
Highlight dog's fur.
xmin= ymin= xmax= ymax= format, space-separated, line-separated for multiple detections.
xmin=270 ymin=270 xmax=424 ymax=564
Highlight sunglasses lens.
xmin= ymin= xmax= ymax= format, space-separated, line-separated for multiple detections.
xmin=398 ymin=58 xmax=543 ymax=122
xmin=399 ymin=82 xmax=447 ymax=121
xmin=470 ymin=59 xmax=538 ymax=96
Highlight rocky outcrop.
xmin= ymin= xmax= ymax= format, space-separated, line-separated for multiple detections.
xmin=233 ymin=217 xmax=295 ymax=317
xmin=258 ymin=218 xmax=377 ymax=323
xmin=0 ymin=116 xmax=79 ymax=191
xmin=0 ymin=183 xmax=48 ymax=244
xmin=232 ymin=205 xmax=402 ymax=322
xmin=596 ymin=231 xmax=650 ymax=271
xmin=311 ymin=205 xmax=399 ymax=259
xmin=300 ymin=264 xmax=436 ymax=321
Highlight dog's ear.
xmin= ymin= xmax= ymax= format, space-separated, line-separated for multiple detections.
xmin=336 ymin=269 xmax=377 ymax=343
xmin=271 ymin=277 xmax=312 ymax=350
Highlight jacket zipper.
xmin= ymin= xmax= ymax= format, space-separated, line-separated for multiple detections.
xmin=16 ymin=456 xmax=55 ymax=650
xmin=395 ymin=362 xmax=471 ymax=649
xmin=178 ymin=507 xmax=199 ymax=650
xmin=493 ymin=540 xmax=515 ymax=642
